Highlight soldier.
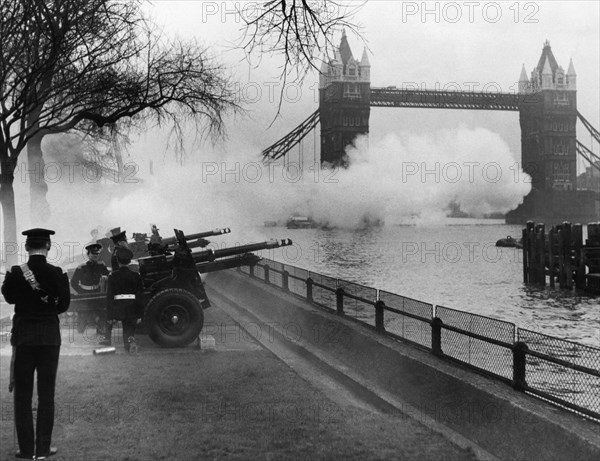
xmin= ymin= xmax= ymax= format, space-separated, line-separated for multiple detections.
xmin=148 ymin=224 xmax=164 ymax=255
xmin=108 ymin=227 xmax=131 ymax=272
xmin=87 ymin=228 xmax=100 ymax=247
xmin=97 ymin=230 xmax=114 ymax=268
xmin=70 ymin=243 xmax=110 ymax=294
xmin=100 ymin=247 xmax=144 ymax=352
xmin=71 ymin=243 xmax=110 ymax=340
xmin=2 ymin=228 xmax=70 ymax=459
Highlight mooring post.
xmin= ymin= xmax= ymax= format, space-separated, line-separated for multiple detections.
xmin=431 ymin=317 xmax=443 ymax=357
xmin=374 ymin=300 xmax=385 ymax=333
xmin=564 ymin=222 xmax=573 ymax=289
xmin=588 ymin=223 xmax=600 ymax=273
xmin=336 ymin=287 xmax=345 ymax=315
xmin=527 ymin=221 xmax=536 ymax=284
xmin=548 ymin=228 xmax=556 ymax=287
xmin=522 ymin=227 xmax=529 ymax=284
xmin=573 ymin=224 xmax=586 ymax=289
xmin=513 ymin=341 xmax=529 ymax=391
xmin=558 ymin=225 xmax=566 ymax=288
xmin=537 ymin=223 xmax=546 ymax=286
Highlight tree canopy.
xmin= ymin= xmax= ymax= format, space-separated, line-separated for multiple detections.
xmin=0 ymin=0 xmax=362 ymax=266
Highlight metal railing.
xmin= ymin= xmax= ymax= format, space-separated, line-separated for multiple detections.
xmin=240 ymin=259 xmax=600 ymax=422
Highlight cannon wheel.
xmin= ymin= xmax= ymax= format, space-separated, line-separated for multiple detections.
xmin=145 ymin=288 xmax=204 ymax=347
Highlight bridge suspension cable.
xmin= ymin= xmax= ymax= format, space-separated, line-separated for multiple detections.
xmin=262 ymin=110 xmax=320 ymax=163
xmin=577 ymin=111 xmax=600 ymax=144
xmin=575 ymin=141 xmax=600 ymax=173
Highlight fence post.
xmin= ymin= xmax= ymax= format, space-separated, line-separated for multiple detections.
xmin=306 ymin=277 xmax=313 ymax=303
xmin=431 ymin=317 xmax=443 ymax=357
xmin=264 ymin=264 xmax=270 ymax=284
xmin=282 ymin=270 xmax=289 ymax=291
xmin=513 ymin=341 xmax=529 ymax=391
xmin=336 ymin=287 xmax=345 ymax=315
xmin=375 ymin=300 xmax=385 ymax=333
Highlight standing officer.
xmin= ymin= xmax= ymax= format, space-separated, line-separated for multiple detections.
xmin=2 ymin=228 xmax=70 ymax=459
xmin=101 ymin=247 xmax=144 ymax=351
xmin=71 ymin=243 xmax=110 ymax=340
xmin=97 ymin=231 xmax=114 ymax=268
xmin=108 ymin=227 xmax=131 ymax=271
xmin=70 ymin=243 xmax=109 ymax=294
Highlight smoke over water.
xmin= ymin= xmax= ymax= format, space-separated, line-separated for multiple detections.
xmin=6 ymin=126 xmax=529 ymax=262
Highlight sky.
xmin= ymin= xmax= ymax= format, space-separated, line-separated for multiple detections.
xmin=2 ymin=0 xmax=599 ymax=263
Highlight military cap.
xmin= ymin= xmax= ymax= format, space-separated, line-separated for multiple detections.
xmin=85 ymin=243 xmax=102 ymax=253
xmin=109 ymin=227 xmax=127 ymax=243
xmin=115 ymin=246 xmax=134 ymax=264
xmin=22 ymin=228 xmax=55 ymax=243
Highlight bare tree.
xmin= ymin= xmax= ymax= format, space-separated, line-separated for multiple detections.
xmin=1 ymin=0 xmax=237 ymax=265
xmin=239 ymin=0 xmax=365 ymax=110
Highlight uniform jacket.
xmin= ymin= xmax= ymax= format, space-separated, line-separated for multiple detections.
xmin=97 ymin=237 xmax=113 ymax=268
xmin=106 ymin=266 xmax=144 ymax=320
xmin=2 ymin=255 xmax=70 ymax=346
xmin=70 ymin=261 xmax=109 ymax=294
xmin=110 ymin=241 xmax=132 ymax=272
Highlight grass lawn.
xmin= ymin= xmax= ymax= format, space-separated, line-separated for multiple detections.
xmin=0 ymin=343 xmax=478 ymax=460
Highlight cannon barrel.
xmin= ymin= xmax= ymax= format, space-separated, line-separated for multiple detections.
xmin=161 ymin=228 xmax=231 ymax=246
xmin=192 ymin=238 xmax=293 ymax=264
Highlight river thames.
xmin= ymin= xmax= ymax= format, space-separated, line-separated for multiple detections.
xmin=253 ymin=219 xmax=599 ymax=348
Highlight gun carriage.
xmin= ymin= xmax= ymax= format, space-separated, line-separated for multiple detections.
xmin=69 ymin=228 xmax=292 ymax=347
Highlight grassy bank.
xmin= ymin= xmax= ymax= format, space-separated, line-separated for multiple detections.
xmin=0 ymin=341 xmax=478 ymax=460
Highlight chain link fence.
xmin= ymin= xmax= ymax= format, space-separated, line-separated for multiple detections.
xmin=237 ymin=258 xmax=600 ymax=421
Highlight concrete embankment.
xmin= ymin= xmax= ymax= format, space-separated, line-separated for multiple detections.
xmin=206 ymin=269 xmax=600 ymax=461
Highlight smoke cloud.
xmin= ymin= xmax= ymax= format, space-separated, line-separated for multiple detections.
xmin=5 ymin=125 xmax=530 ymax=261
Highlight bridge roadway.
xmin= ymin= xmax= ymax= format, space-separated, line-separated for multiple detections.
xmin=206 ymin=269 xmax=600 ymax=461
xmin=369 ymin=88 xmax=537 ymax=110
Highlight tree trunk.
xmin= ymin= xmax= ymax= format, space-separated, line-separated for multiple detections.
xmin=1 ymin=157 xmax=19 ymax=268
xmin=27 ymin=131 xmax=51 ymax=223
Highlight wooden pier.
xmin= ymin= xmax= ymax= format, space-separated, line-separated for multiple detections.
xmin=522 ymin=221 xmax=600 ymax=293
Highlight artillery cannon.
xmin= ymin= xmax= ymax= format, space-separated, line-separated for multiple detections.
xmin=69 ymin=228 xmax=292 ymax=347
xmin=130 ymin=227 xmax=232 ymax=258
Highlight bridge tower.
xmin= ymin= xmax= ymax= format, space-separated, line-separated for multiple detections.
xmin=519 ymin=40 xmax=578 ymax=191
xmin=319 ymin=31 xmax=371 ymax=167
xmin=506 ymin=40 xmax=598 ymax=223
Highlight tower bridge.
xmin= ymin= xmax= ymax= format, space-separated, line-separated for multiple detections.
xmin=262 ymin=34 xmax=600 ymax=224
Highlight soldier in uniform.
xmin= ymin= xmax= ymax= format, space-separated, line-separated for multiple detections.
xmin=86 ymin=228 xmax=100 ymax=247
xmin=70 ymin=243 xmax=109 ymax=294
xmin=108 ymin=227 xmax=131 ymax=272
xmin=71 ymin=243 xmax=110 ymax=340
xmin=2 ymin=228 xmax=70 ymax=459
xmin=147 ymin=224 xmax=163 ymax=255
xmin=101 ymin=247 xmax=144 ymax=351
xmin=97 ymin=230 xmax=114 ymax=268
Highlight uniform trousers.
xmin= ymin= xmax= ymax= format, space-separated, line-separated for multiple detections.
xmin=13 ymin=345 xmax=60 ymax=457
xmin=104 ymin=318 xmax=137 ymax=350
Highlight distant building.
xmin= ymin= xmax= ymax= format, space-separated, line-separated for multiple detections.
xmin=577 ymin=162 xmax=600 ymax=192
